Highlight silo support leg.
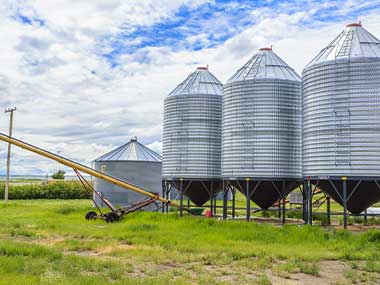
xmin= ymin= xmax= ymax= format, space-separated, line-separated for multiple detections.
xmin=303 ymin=181 xmax=309 ymax=225
xmin=232 ymin=187 xmax=236 ymax=218
xmin=282 ymin=181 xmax=286 ymax=224
xmin=327 ymin=196 xmax=331 ymax=226
xmin=308 ymin=181 xmax=313 ymax=225
xmin=161 ymin=183 xmax=164 ymax=213
xmin=246 ymin=180 xmax=250 ymax=221
xmin=328 ymin=179 xmax=349 ymax=229
xmin=222 ymin=181 xmax=227 ymax=220
xmin=302 ymin=197 xmax=307 ymax=224
xmin=210 ymin=186 xmax=214 ymax=216
xmin=179 ymin=180 xmax=184 ymax=217
xmin=161 ymin=181 xmax=166 ymax=213
xmin=302 ymin=182 xmax=308 ymax=224
xmin=166 ymin=187 xmax=171 ymax=213
xmin=213 ymin=196 xmax=217 ymax=215
xmin=222 ymin=190 xmax=227 ymax=220
xmin=343 ymin=180 xmax=347 ymax=230
xmin=213 ymin=180 xmax=217 ymax=215
xmin=303 ymin=180 xmax=313 ymax=225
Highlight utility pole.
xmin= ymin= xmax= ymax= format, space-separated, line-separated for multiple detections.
xmin=4 ymin=107 xmax=16 ymax=203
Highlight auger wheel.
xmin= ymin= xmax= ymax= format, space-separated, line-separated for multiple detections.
xmin=105 ymin=212 xmax=121 ymax=223
xmin=85 ymin=211 xmax=98 ymax=220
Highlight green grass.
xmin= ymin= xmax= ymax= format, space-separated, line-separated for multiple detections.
xmin=0 ymin=200 xmax=380 ymax=284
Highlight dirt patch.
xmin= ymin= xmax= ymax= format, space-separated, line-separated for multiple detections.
xmin=3 ymin=233 xmax=68 ymax=248
xmin=331 ymin=224 xmax=380 ymax=232
xmin=318 ymin=260 xmax=347 ymax=283
xmin=64 ymin=243 xmax=135 ymax=257
xmin=38 ymin=236 xmax=66 ymax=246
xmin=94 ymin=244 xmax=135 ymax=255
xmin=162 ymin=262 xmax=179 ymax=268
xmin=252 ymin=216 xmax=304 ymax=225
xmin=266 ymin=260 xmax=347 ymax=285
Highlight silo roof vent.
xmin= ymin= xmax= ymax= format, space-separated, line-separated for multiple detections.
xmin=346 ymin=22 xmax=362 ymax=28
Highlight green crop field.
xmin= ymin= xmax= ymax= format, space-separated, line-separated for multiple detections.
xmin=0 ymin=200 xmax=380 ymax=284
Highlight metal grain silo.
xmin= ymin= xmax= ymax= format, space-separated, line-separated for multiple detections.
xmin=302 ymin=23 xmax=380 ymax=217
xmin=162 ymin=67 xmax=223 ymax=208
xmin=222 ymin=48 xmax=302 ymax=217
xmin=93 ymin=137 xmax=162 ymax=210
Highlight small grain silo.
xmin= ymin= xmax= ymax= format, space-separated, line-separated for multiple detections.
xmin=162 ymin=67 xmax=223 ymax=208
xmin=93 ymin=137 xmax=162 ymax=210
xmin=302 ymin=23 xmax=380 ymax=221
xmin=222 ymin=47 xmax=302 ymax=219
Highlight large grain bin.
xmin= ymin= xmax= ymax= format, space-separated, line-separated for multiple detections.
xmin=302 ymin=23 xmax=380 ymax=214
xmin=162 ymin=67 xmax=223 ymax=206
xmin=93 ymin=137 xmax=162 ymax=210
xmin=222 ymin=48 xmax=302 ymax=210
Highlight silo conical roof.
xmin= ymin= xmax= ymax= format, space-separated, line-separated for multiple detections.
xmin=226 ymin=48 xmax=301 ymax=84
xmin=168 ymin=67 xmax=223 ymax=96
xmin=307 ymin=22 xmax=380 ymax=67
xmin=95 ymin=137 xmax=162 ymax=162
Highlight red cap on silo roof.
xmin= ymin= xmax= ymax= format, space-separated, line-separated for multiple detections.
xmin=346 ymin=22 xmax=362 ymax=28
xmin=259 ymin=47 xmax=272 ymax=51
xmin=197 ymin=66 xmax=208 ymax=70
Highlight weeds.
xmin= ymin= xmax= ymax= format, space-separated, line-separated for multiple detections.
xmin=0 ymin=200 xmax=379 ymax=284
xmin=297 ymin=260 xmax=320 ymax=276
xmin=344 ymin=269 xmax=360 ymax=283
xmin=256 ymin=274 xmax=272 ymax=285
xmin=363 ymin=260 xmax=380 ymax=273
xmin=273 ymin=259 xmax=299 ymax=278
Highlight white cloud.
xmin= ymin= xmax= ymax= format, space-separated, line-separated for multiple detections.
xmin=147 ymin=141 xmax=163 ymax=155
xmin=0 ymin=0 xmax=379 ymax=175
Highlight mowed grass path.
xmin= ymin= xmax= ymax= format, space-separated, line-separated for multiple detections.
xmin=0 ymin=200 xmax=380 ymax=284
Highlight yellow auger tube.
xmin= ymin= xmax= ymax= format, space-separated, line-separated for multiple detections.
xmin=0 ymin=133 xmax=180 ymax=208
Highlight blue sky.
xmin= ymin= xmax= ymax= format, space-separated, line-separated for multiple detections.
xmin=100 ymin=0 xmax=380 ymax=67
xmin=0 ymin=0 xmax=379 ymax=175
xmin=102 ymin=1 xmax=264 ymax=66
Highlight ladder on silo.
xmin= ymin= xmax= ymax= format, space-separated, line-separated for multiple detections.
xmin=334 ymin=108 xmax=351 ymax=166
xmin=336 ymin=28 xmax=354 ymax=59
xmin=242 ymin=52 xmax=263 ymax=80
xmin=241 ymin=81 xmax=255 ymax=170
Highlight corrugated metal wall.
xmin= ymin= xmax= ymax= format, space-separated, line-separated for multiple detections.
xmin=222 ymin=80 xmax=301 ymax=178
xmin=93 ymin=161 xmax=162 ymax=210
xmin=163 ymin=95 xmax=222 ymax=179
xmin=303 ymin=59 xmax=380 ymax=177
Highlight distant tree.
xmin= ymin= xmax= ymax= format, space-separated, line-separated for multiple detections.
xmin=52 ymin=170 xmax=65 ymax=180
